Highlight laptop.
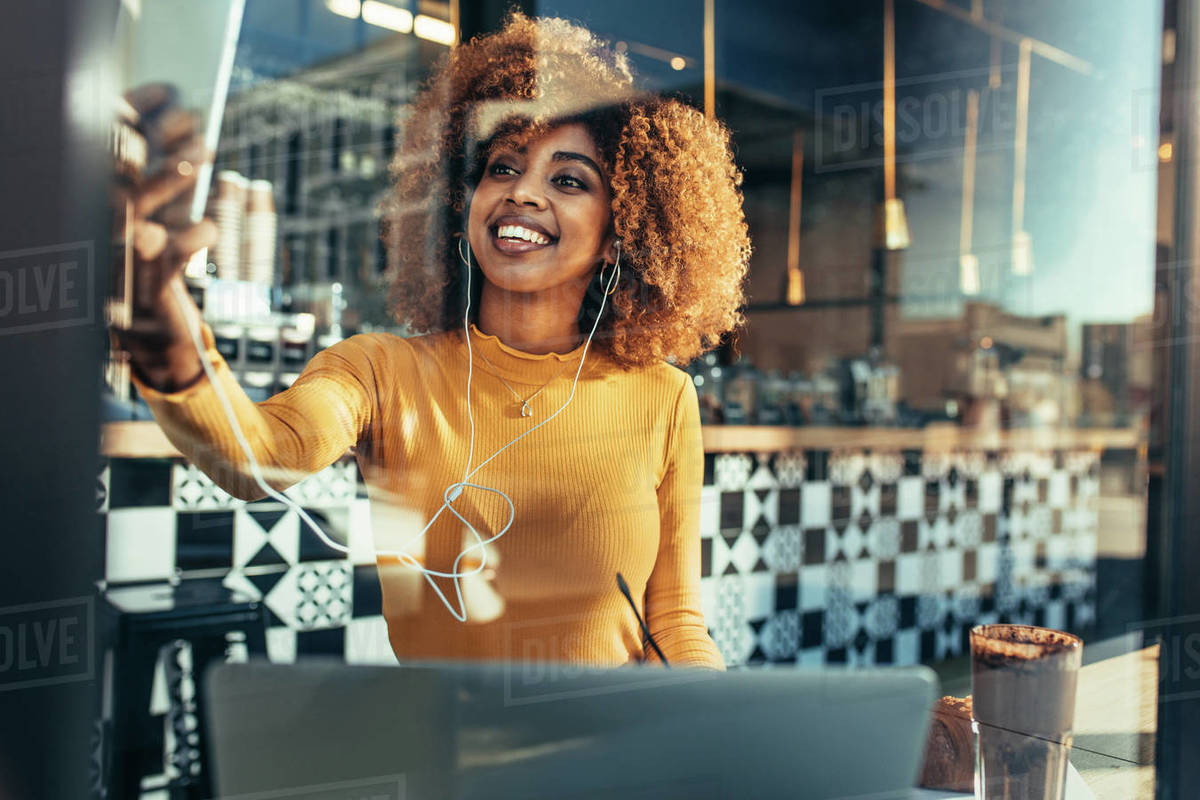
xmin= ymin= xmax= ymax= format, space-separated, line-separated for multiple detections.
xmin=204 ymin=659 xmax=939 ymax=800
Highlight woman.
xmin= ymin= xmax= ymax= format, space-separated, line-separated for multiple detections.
xmin=115 ymin=15 xmax=748 ymax=670
xmin=115 ymin=14 xmax=975 ymax=789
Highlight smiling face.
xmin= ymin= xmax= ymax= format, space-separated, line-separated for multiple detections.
xmin=466 ymin=123 xmax=617 ymax=300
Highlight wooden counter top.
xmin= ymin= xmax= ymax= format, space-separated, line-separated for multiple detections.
xmin=701 ymin=424 xmax=1142 ymax=453
xmin=100 ymin=420 xmax=1143 ymax=459
xmin=1071 ymin=644 xmax=1158 ymax=799
xmin=101 ymin=421 xmax=179 ymax=459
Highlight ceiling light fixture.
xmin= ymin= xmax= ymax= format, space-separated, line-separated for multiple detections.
xmin=362 ymin=0 xmax=412 ymax=32
xmin=325 ymin=0 xmax=361 ymax=19
xmin=414 ymin=14 xmax=455 ymax=46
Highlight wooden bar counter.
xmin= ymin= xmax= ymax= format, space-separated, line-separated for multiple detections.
xmin=101 ymin=420 xmax=1142 ymax=459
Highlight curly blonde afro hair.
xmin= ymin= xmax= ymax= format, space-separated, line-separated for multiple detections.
xmin=378 ymin=13 xmax=750 ymax=368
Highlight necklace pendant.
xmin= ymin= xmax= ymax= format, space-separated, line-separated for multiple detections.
xmin=520 ymin=401 xmax=532 ymax=418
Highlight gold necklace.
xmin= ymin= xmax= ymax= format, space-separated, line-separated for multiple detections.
xmin=473 ymin=345 xmax=579 ymax=418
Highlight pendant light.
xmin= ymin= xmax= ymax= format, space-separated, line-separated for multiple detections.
xmin=1011 ymin=37 xmax=1033 ymax=275
xmin=787 ymin=129 xmax=806 ymax=305
xmin=960 ymin=89 xmax=981 ymax=295
xmin=703 ymin=0 xmax=715 ymax=120
xmin=880 ymin=0 xmax=910 ymax=250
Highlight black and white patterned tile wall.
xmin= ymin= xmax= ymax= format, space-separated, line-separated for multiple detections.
xmin=697 ymin=449 xmax=1099 ymax=668
xmin=98 ymin=445 xmax=1098 ymax=670
xmin=97 ymin=456 xmax=389 ymax=798
xmin=99 ymin=456 xmax=389 ymax=666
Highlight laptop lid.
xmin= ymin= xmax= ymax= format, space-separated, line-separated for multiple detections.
xmin=205 ymin=659 xmax=937 ymax=800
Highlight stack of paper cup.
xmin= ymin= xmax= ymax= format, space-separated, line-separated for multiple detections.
xmin=241 ymin=179 xmax=277 ymax=286
xmin=213 ymin=171 xmax=248 ymax=279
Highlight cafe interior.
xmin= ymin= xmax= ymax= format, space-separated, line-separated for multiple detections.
xmin=2 ymin=0 xmax=1199 ymax=798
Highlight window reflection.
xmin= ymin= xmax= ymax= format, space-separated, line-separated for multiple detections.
xmin=101 ymin=0 xmax=1157 ymax=652
xmin=97 ymin=1 xmax=1164 ymax=794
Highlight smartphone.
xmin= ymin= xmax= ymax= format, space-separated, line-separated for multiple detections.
xmin=106 ymin=0 xmax=245 ymax=399
xmin=113 ymin=0 xmax=245 ymax=224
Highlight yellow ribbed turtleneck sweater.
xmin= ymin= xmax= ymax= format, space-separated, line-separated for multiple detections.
xmin=133 ymin=321 xmax=724 ymax=670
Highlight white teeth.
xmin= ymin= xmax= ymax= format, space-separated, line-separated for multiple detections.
xmin=497 ymin=225 xmax=550 ymax=245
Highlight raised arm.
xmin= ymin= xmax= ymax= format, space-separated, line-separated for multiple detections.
xmin=110 ymin=84 xmax=377 ymax=500
xmin=130 ymin=325 xmax=381 ymax=501
xmin=643 ymin=375 xmax=725 ymax=669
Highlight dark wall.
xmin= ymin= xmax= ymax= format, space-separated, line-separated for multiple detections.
xmin=459 ymin=0 xmax=538 ymax=42
xmin=0 ymin=0 xmax=115 ymax=796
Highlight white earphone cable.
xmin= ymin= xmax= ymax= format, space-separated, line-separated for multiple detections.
xmin=168 ymin=239 xmax=621 ymax=621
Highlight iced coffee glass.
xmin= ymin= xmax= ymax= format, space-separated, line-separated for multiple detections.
xmin=970 ymin=624 xmax=1082 ymax=800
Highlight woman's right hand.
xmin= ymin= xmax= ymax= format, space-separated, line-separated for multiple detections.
xmin=111 ymin=83 xmax=218 ymax=392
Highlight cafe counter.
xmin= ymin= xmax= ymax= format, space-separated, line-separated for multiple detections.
xmin=102 ymin=420 xmax=1139 ymax=458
